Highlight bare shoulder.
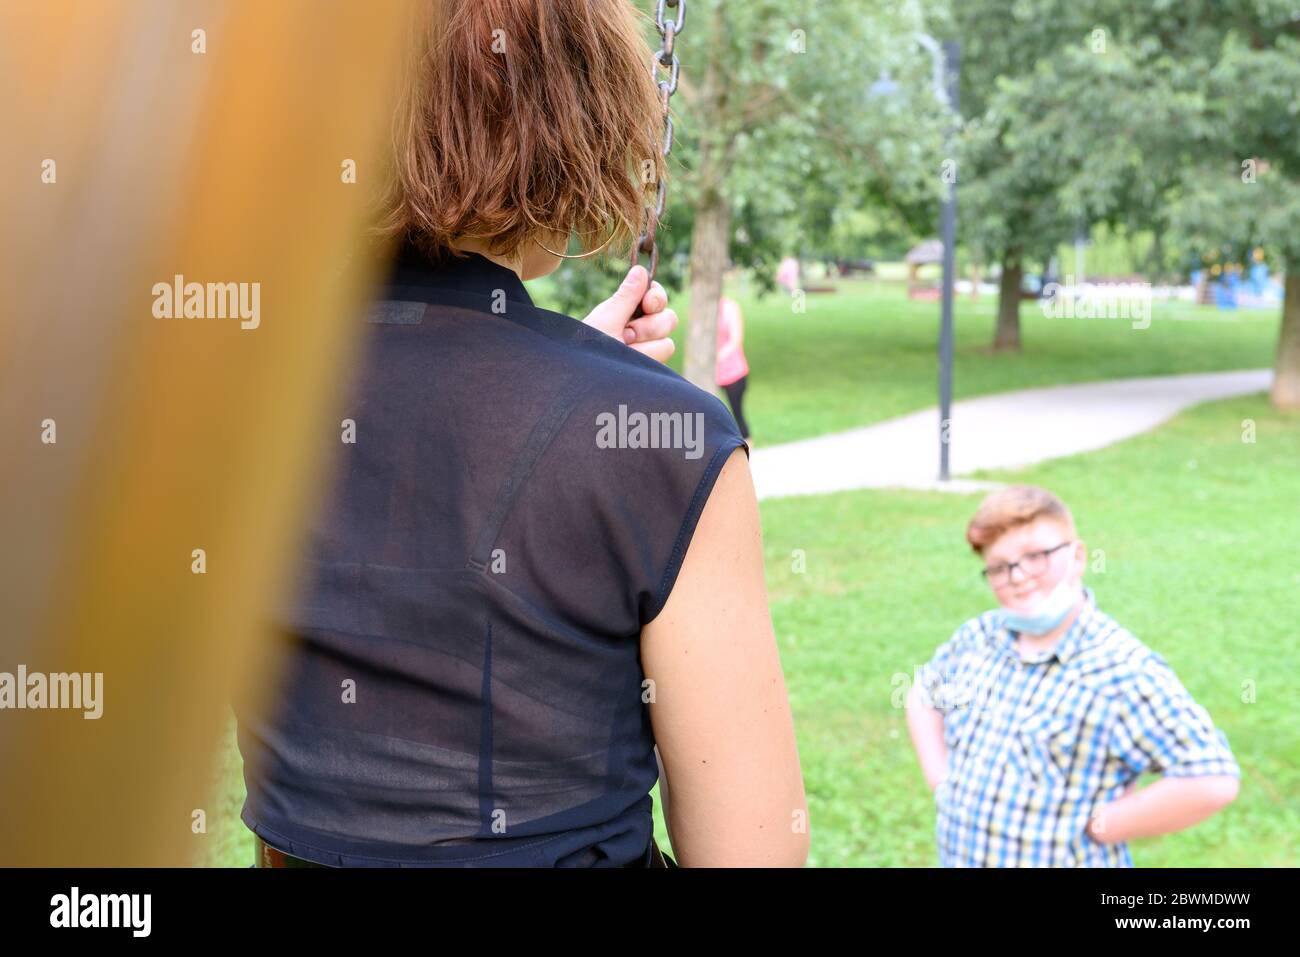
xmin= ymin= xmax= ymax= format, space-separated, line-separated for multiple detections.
xmin=698 ymin=444 xmax=757 ymax=541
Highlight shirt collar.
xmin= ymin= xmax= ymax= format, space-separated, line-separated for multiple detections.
xmin=994 ymin=585 xmax=1097 ymax=665
xmin=383 ymin=235 xmax=534 ymax=309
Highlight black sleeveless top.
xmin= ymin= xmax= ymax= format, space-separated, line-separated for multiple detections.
xmin=233 ymin=238 xmax=748 ymax=866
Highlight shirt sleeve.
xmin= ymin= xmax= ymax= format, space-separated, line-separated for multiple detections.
xmin=917 ymin=624 xmax=967 ymax=711
xmin=1106 ymin=651 xmax=1240 ymax=779
xmin=637 ymin=389 xmax=750 ymax=626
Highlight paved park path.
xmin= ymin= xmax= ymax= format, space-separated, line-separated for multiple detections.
xmin=750 ymin=369 xmax=1274 ymax=501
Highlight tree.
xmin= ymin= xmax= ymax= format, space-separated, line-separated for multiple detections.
xmin=549 ymin=1 xmax=943 ymax=391
xmin=1171 ymin=31 xmax=1300 ymax=408
xmin=940 ymin=0 xmax=1096 ymax=351
xmin=673 ymin=0 xmax=942 ymax=389
xmin=1076 ymin=4 xmax=1300 ymax=407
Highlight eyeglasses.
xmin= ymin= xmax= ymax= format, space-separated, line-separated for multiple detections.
xmin=981 ymin=541 xmax=1073 ymax=587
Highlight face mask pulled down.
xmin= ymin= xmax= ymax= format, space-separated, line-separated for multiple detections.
xmin=994 ymin=572 xmax=1082 ymax=637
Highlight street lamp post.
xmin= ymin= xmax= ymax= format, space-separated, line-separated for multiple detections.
xmin=871 ymin=35 xmax=961 ymax=482
xmin=936 ymin=40 xmax=960 ymax=482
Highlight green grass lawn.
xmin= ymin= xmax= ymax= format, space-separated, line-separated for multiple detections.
xmin=202 ymin=282 xmax=1297 ymax=867
xmin=711 ymin=390 xmax=1299 ymax=866
xmin=672 ymin=277 xmax=1281 ymax=445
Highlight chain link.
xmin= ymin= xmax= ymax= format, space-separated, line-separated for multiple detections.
xmin=631 ymin=0 xmax=685 ymax=292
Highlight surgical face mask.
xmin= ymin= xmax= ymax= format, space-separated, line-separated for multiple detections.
xmin=994 ymin=555 xmax=1083 ymax=636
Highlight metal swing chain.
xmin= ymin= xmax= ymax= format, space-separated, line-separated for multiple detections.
xmin=631 ymin=0 xmax=686 ymax=297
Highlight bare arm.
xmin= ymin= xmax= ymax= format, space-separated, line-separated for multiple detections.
xmin=905 ymin=682 xmax=948 ymax=791
xmin=1086 ymin=775 xmax=1238 ymax=843
xmin=654 ymin=744 xmax=674 ymax=850
xmin=641 ymin=447 xmax=808 ymax=867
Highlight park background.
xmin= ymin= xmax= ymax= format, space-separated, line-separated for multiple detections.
xmin=206 ymin=0 xmax=1300 ymax=866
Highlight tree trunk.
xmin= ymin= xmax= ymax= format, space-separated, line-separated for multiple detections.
xmin=1148 ymin=229 xmax=1166 ymax=284
xmin=685 ymin=194 xmax=730 ymax=392
xmin=994 ymin=249 xmax=1022 ymax=351
xmin=682 ymin=1 xmax=731 ymax=393
xmin=1270 ymin=265 xmax=1300 ymax=409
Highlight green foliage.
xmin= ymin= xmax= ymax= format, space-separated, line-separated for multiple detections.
xmin=1167 ymin=31 xmax=1300 ymax=266
xmin=944 ymin=0 xmax=1099 ymax=265
xmin=954 ymin=1 xmax=1300 ymax=278
xmin=743 ymin=390 xmax=1299 ymax=866
xmin=543 ymin=0 xmax=951 ymax=315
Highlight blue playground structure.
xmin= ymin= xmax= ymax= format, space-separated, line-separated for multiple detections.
xmin=1192 ymin=261 xmax=1284 ymax=310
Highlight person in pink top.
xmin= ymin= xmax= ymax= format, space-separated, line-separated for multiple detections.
xmin=775 ymin=255 xmax=800 ymax=292
xmin=716 ymin=295 xmax=752 ymax=447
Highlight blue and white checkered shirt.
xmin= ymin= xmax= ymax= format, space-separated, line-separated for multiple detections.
xmin=918 ymin=585 xmax=1239 ymax=867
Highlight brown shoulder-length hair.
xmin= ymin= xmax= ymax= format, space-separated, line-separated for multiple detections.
xmin=371 ymin=0 xmax=668 ymax=264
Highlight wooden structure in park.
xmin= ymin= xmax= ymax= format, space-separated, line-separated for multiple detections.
xmin=905 ymin=240 xmax=944 ymax=300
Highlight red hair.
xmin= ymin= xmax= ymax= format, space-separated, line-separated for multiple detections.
xmin=966 ymin=485 xmax=1077 ymax=555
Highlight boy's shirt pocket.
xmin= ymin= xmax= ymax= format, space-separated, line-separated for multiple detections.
xmin=1010 ymin=711 xmax=1089 ymax=796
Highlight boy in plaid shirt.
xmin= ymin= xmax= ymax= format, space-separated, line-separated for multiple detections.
xmin=907 ymin=485 xmax=1240 ymax=866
